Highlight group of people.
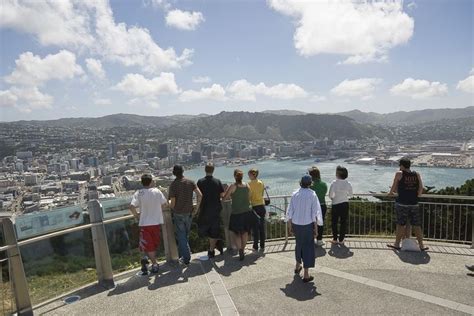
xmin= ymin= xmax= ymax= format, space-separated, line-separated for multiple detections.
xmin=129 ymin=163 xmax=268 ymax=274
xmin=129 ymin=157 xmax=428 ymax=282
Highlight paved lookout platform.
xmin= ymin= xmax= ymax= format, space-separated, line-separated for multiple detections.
xmin=35 ymin=239 xmax=474 ymax=315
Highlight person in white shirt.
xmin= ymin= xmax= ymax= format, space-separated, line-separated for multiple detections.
xmin=129 ymin=174 xmax=168 ymax=275
xmin=328 ymin=166 xmax=353 ymax=245
xmin=287 ymin=175 xmax=323 ymax=283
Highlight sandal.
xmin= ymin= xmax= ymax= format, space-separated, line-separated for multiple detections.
xmin=386 ymin=244 xmax=401 ymax=250
xmin=294 ymin=266 xmax=302 ymax=275
xmin=303 ymin=276 xmax=314 ymax=283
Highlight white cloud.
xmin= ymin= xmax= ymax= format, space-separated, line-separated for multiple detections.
xmin=192 ymin=76 xmax=211 ymax=83
xmin=145 ymin=0 xmax=172 ymax=10
xmin=9 ymin=86 xmax=54 ymax=111
xmin=407 ymin=2 xmax=417 ymax=10
xmin=0 ymin=0 xmax=94 ymax=48
xmin=390 ymin=78 xmax=448 ymax=99
xmin=310 ymin=95 xmax=327 ymax=102
xmin=128 ymin=97 xmax=160 ymax=109
xmin=179 ymin=84 xmax=227 ymax=102
xmin=94 ymin=98 xmax=111 ymax=105
xmin=114 ymin=73 xmax=180 ymax=97
xmin=456 ymin=69 xmax=474 ymax=94
xmin=268 ymin=0 xmax=414 ymax=64
xmin=0 ymin=90 xmax=18 ymax=108
xmin=0 ymin=1 xmax=193 ymax=74
xmin=227 ymin=79 xmax=308 ymax=101
xmin=5 ymin=50 xmax=83 ymax=86
xmin=86 ymin=58 xmax=106 ymax=80
xmin=165 ymin=9 xmax=205 ymax=31
xmin=331 ymin=78 xmax=381 ymax=100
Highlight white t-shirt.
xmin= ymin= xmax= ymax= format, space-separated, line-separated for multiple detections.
xmin=130 ymin=188 xmax=166 ymax=226
xmin=329 ymin=179 xmax=353 ymax=205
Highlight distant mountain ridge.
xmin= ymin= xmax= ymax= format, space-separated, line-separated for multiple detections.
xmin=165 ymin=111 xmax=388 ymax=141
xmin=2 ymin=113 xmax=207 ymax=129
xmin=337 ymin=106 xmax=474 ymax=125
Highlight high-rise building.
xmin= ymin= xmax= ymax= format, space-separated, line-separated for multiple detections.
xmin=191 ymin=151 xmax=202 ymax=163
xmin=16 ymin=151 xmax=33 ymax=160
xmin=108 ymin=142 xmax=117 ymax=158
xmin=70 ymin=158 xmax=80 ymax=170
xmin=158 ymin=143 xmax=168 ymax=158
xmin=24 ymin=173 xmax=38 ymax=186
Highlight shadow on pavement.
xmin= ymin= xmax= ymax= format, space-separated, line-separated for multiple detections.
xmin=107 ymin=261 xmax=207 ymax=296
xmin=328 ymin=244 xmax=354 ymax=259
xmin=213 ymin=251 xmax=260 ymax=277
xmin=315 ymin=246 xmax=327 ymax=258
xmin=280 ymin=275 xmax=321 ymax=301
xmin=394 ymin=251 xmax=431 ymax=265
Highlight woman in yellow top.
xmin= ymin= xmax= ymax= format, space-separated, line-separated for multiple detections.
xmin=248 ymin=168 xmax=266 ymax=251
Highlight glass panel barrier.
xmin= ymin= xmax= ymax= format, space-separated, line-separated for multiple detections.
xmin=20 ymin=229 xmax=96 ymax=305
xmin=1 ymin=222 xmax=16 ymax=315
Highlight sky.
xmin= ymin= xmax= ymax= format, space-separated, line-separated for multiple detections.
xmin=0 ymin=0 xmax=473 ymax=121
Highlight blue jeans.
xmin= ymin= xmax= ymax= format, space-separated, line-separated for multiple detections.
xmin=173 ymin=213 xmax=192 ymax=263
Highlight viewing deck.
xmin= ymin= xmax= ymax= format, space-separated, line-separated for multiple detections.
xmin=35 ymin=240 xmax=474 ymax=315
xmin=1 ymin=194 xmax=473 ymax=315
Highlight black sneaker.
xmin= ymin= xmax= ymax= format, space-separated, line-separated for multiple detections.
xmin=208 ymin=250 xmax=215 ymax=258
xmin=140 ymin=257 xmax=149 ymax=275
xmin=466 ymin=265 xmax=474 ymax=272
xmin=216 ymin=240 xmax=224 ymax=255
xmin=239 ymin=249 xmax=245 ymax=261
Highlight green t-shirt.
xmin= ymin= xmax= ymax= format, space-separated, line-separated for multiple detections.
xmin=310 ymin=179 xmax=328 ymax=205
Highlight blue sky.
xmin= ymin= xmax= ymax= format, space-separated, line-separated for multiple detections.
xmin=0 ymin=0 xmax=472 ymax=121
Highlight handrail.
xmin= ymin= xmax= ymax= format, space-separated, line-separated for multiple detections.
xmin=1 ymin=193 xmax=473 ymax=253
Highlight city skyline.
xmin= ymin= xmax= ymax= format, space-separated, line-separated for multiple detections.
xmin=0 ymin=0 xmax=473 ymax=121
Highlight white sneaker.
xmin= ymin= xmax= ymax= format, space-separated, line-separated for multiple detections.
xmin=316 ymin=240 xmax=324 ymax=247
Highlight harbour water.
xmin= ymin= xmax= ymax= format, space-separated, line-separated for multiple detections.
xmin=185 ymin=159 xmax=473 ymax=196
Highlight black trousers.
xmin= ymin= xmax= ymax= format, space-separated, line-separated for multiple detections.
xmin=316 ymin=204 xmax=327 ymax=241
xmin=331 ymin=202 xmax=349 ymax=242
xmin=252 ymin=205 xmax=266 ymax=249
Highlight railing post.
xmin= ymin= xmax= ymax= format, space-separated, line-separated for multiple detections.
xmin=284 ymin=197 xmax=289 ymax=243
xmin=88 ymin=200 xmax=115 ymax=289
xmin=2 ymin=218 xmax=32 ymax=316
xmin=162 ymin=208 xmax=178 ymax=263
xmin=471 ymin=212 xmax=474 ymax=249
xmin=221 ymin=201 xmax=232 ymax=251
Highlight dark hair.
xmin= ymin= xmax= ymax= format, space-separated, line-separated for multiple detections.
xmin=336 ymin=166 xmax=348 ymax=180
xmin=234 ymin=169 xmax=243 ymax=185
xmin=205 ymin=162 xmax=215 ymax=174
xmin=248 ymin=168 xmax=259 ymax=178
xmin=399 ymin=158 xmax=411 ymax=169
xmin=300 ymin=175 xmax=312 ymax=188
xmin=141 ymin=174 xmax=153 ymax=187
xmin=173 ymin=165 xmax=184 ymax=178
xmin=308 ymin=166 xmax=321 ymax=180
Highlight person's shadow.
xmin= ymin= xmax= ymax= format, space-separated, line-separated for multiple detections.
xmin=315 ymin=245 xmax=327 ymax=258
xmin=213 ymin=251 xmax=260 ymax=277
xmin=280 ymin=275 xmax=321 ymax=301
xmin=328 ymin=243 xmax=354 ymax=259
xmin=393 ymin=250 xmax=431 ymax=265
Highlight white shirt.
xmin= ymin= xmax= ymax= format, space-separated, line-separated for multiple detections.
xmin=130 ymin=188 xmax=166 ymax=226
xmin=286 ymin=188 xmax=323 ymax=226
xmin=329 ymin=179 xmax=353 ymax=205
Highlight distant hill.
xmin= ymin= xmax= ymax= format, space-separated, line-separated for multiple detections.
xmin=337 ymin=106 xmax=474 ymax=125
xmin=2 ymin=113 xmax=204 ymax=129
xmin=165 ymin=111 xmax=389 ymax=141
xmin=262 ymin=109 xmax=307 ymax=116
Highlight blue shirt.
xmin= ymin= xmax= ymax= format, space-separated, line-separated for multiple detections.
xmin=286 ymin=188 xmax=323 ymax=226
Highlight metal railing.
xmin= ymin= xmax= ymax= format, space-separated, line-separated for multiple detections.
xmin=0 ymin=193 xmax=473 ymax=315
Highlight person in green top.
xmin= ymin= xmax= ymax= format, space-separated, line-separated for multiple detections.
xmin=309 ymin=166 xmax=328 ymax=247
xmin=223 ymin=169 xmax=254 ymax=261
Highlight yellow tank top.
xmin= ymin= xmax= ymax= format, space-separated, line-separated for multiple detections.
xmin=248 ymin=179 xmax=264 ymax=206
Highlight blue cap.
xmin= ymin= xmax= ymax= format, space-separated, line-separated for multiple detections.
xmin=301 ymin=175 xmax=312 ymax=185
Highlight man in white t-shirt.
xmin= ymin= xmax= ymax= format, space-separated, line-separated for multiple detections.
xmin=129 ymin=174 xmax=167 ymax=275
